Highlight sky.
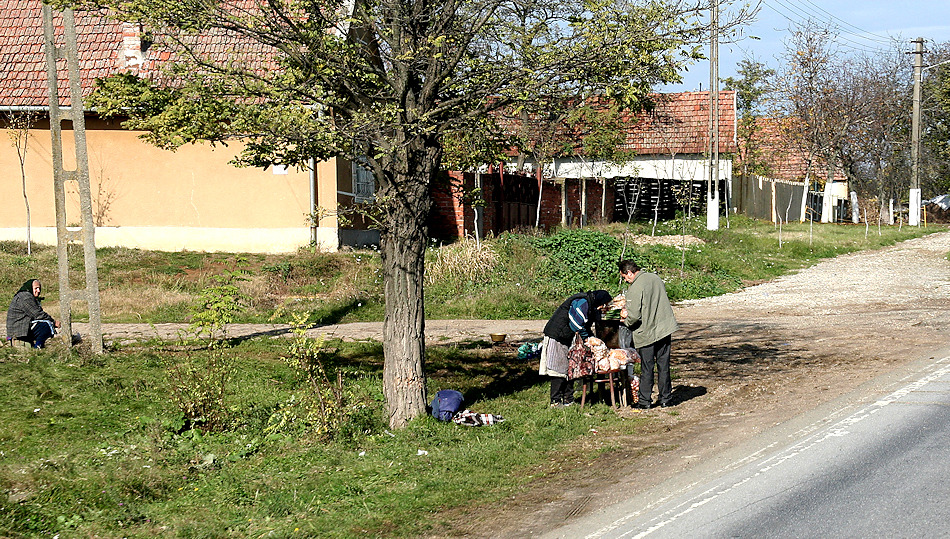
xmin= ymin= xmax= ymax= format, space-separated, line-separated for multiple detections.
xmin=663 ymin=0 xmax=950 ymax=93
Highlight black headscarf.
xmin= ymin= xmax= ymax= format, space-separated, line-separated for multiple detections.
xmin=587 ymin=290 xmax=612 ymax=309
xmin=15 ymin=279 xmax=37 ymax=296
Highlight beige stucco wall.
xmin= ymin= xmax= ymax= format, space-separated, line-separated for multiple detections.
xmin=0 ymin=117 xmax=342 ymax=253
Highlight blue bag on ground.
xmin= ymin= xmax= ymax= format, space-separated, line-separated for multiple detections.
xmin=431 ymin=390 xmax=464 ymax=421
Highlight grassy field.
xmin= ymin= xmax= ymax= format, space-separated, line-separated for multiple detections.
xmin=0 ymin=217 xmax=940 ymax=537
xmin=0 ymin=215 xmax=934 ymax=325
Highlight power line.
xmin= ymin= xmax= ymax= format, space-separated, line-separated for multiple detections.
xmin=762 ymin=0 xmax=897 ymax=55
xmin=765 ymin=0 xmax=889 ymax=50
xmin=797 ymin=0 xmax=893 ymax=42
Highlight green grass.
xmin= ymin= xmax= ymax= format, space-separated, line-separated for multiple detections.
xmin=0 ymin=338 xmax=635 ymax=537
xmin=0 ymin=217 xmax=936 ymax=324
xmin=0 ymin=217 xmax=943 ymax=536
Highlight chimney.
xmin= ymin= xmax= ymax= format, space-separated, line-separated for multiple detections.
xmin=121 ymin=22 xmax=144 ymax=72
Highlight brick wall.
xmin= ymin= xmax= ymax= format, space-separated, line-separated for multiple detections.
xmin=430 ymin=172 xmax=616 ymax=239
xmin=429 ymin=171 xmax=471 ymax=238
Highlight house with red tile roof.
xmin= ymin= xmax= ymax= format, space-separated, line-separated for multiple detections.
xmin=745 ymin=117 xmax=847 ymax=184
xmin=1 ymin=1 xmax=738 ymax=251
xmin=728 ymin=117 xmax=851 ymax=224
xmin=0 ymin=1 xmax=368 ymax=253
xmin=429 ymin=91 xmax=738 ymax=238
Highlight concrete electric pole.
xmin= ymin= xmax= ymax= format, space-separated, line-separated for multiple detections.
xmin=707 ymin=0 xmax=720 ymax=231
xmin=42 ymin=6 xmax=104 ymax=353
xmin=910 ymin=37 xmax=924 ymax=226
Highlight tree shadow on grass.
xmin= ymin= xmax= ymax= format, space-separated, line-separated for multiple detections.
xmin=245 ymin=318 xmax=809 ymax=409
xmin=309 ymin=297 xmax=369 ymax=325
xmin=425 ymin=340 xmax=545 ymax=403
xmin=464 ymin=368 xmax=545 ymax=404
xmin=222 ymin=327 xmax=291 ymax=347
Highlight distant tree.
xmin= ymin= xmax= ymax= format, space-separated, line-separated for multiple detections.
xmin=5 ymin=111 xmax=37 ymax=254
xmin=722 ymin=57 xmax=775 ymax=177
xmin=833 ymin=48 xmax=910 ymax=205
xmin=774 ymin=21 xmax=871 ymax=221
xmin=774 ymin=21 xmax=914 ymax=216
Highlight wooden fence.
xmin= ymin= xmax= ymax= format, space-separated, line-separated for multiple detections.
xmin=731 ymin=173 xmax=845 ymax=223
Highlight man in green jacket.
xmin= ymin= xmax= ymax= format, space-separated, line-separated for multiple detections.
xmin=618 ymin=260 xmax=678 ymax=409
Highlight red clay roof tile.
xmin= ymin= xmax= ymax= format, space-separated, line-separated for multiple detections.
xmin=2 ymin=0 xmax=735 ymax=159
xmin=0 ymin=0 xmax=279 ymax=108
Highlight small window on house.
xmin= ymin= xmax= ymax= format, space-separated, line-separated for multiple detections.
xmin=352 ymin=162 xmax=375 ymax=203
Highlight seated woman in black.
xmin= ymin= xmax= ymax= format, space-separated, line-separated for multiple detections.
xmin=6 ymin=279 xmax=59 ymax=348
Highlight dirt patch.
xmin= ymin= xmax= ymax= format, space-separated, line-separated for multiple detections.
xmin=430 ymin=231 xmax=950 ymax=538
xmin=627 ymin=234 xmax=705 ymax=248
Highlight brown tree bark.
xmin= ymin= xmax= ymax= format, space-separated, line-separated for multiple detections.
xmin=379 ymin=135 xmax=440 ymax=428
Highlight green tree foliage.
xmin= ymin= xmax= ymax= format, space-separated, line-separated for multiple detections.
xmin=60 ymin=0 xmax=752 ymax=428
xmin=722 ymin=58 xmax=775 ymax=177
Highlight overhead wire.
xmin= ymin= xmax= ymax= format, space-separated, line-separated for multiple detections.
xmin=761 ymin=0 xmax=902 ymax=55
xmin=798 ymin=0 xmax=893 ymax=42
xmin=764 ymin=0 xmax=889 ymax=52
xmin=673 ymin=0 xmax=916 ymax=90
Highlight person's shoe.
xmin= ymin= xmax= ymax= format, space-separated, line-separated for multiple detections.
xmin=634 ymin=403 xmax=651 ymax=410
xmin=561 ymin=401 xmax=575 ymax=407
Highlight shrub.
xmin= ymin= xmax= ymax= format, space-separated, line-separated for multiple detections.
xmin=530 ymin=228 xmax=622 ymax=294
xmin=188 ymin=269 xmax=250 ymax=345
xmin=266 ymin=313 xmax=380 ymax=441
xmin=165 ymin=350 xmax=234 ymax=432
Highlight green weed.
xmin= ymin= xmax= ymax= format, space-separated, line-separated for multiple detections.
xmin=0 ymin=335 xmax=641 ymax=537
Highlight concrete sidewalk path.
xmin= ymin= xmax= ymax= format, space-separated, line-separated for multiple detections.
xmin=69 ymin=319 xmax=547 ymax=346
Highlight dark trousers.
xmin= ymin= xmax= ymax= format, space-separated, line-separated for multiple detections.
xmin=28 ymin=320 xmax=55 ymax=348
xmin=637 ymin=334 xmax=672 ymax=406
xmin=550 ymin=377 xmax=575 ymax=404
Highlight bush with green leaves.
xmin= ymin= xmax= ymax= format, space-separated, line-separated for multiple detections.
xmin=267 ymin=313 xmax=380 ymax=441
xmin=188 ymin=269 xmax=249 ymax=345
xmin=165 ymin=350 xmax=234 ymax=432
xmin=530 ymin=228 xmax=622 ymax=295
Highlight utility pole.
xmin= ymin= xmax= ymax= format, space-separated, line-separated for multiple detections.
xmin=706 ymin=0 xmax=720 ymax=231
xmin=42 ymin=6 xmax=103 ymax=353
xmin=910 ymin=37 xmax=924 ymax=226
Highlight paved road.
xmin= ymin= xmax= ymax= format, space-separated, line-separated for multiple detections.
xmin=544 ymin=347 xmax=950 ymax=538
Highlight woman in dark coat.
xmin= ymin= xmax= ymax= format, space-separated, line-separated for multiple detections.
xmin=6 ymin=279 xmax=59 ymax=348
xmin=539 ymin=290 xmax=612 ymax=406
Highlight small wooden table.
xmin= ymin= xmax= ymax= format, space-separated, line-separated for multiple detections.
xmin=579 ymin=369 xmax=627 ymax=408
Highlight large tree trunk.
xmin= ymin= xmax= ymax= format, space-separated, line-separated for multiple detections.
xmin=379 ymin=136 xmax=440 ymax=429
